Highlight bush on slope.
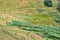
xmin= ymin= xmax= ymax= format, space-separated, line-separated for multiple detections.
xmin=44 ymin=0 xmax=53 ymax=7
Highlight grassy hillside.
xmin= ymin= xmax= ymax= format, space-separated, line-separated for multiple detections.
xmin=0 ymin=0 xmax=60 ymax=40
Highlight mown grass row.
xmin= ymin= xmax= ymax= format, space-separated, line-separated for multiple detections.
xmin=21 ymin=26 xmax=60 ymax=40
xmin=9 ymin=21 xmax=60 ymax=40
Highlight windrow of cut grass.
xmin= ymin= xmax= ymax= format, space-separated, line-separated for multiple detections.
xmin=9 ymin=21 xmax=60 ymax=40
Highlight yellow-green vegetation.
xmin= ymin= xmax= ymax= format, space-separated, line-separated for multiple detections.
xmin=0 ymin=0 xmax=60 ymax=40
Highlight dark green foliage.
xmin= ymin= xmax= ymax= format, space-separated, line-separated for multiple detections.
xmin=21 ymin=25 xmax=60 ymax=40
xmin=44 ymin=0 xmax=53 ymax=7
xmin=9 ymin=21 xmax=60 ymax=40
xmin=9 ymin=21 xmax=33 ymax=27
xmin=49 ymin=12 xmax=60 ymax=24
xmin=57 ymin=2 xmax=60 ymax=11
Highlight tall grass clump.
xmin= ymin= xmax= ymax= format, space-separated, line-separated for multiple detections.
xmin=49 ymin=12 xmax=60 ymax=24
xmin=9 ymin=21 xmax=33 ymax=27
xmin=56 ymin=1 xmax=60 ymax=11
xmin=36 ymin=8 xmax=45 ymax=13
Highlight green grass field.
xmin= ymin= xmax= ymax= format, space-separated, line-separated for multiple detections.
xmin=0 ymin=0 xmax=60 ymax=40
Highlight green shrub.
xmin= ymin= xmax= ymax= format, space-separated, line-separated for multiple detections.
xmin=44 ymin=0 xmax=53 ymax=7
xmin=57 ymin=1 xmax=60 ymax=11
xmin=49 ymin=12 xmax=60 ymax=24
xmin=9 ymin=21 xmax=33 ymax=27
